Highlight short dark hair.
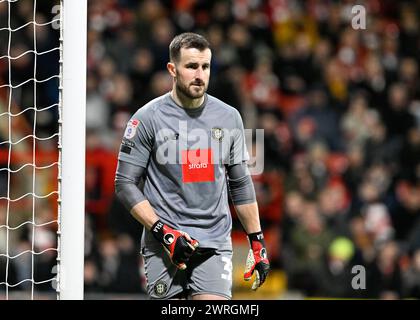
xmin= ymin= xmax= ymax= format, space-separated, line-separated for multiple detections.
xmin=169 ymin=32 xmax=210 ymax=62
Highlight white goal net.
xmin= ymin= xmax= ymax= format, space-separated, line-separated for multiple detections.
xmin=0 ymin=0 xmax=86 ymax=300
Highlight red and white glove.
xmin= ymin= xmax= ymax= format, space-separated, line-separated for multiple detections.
xmin=244 ymin=231 xmax=270 ymax=290
xmin=151 ymin=220 xmax=199 ymax=270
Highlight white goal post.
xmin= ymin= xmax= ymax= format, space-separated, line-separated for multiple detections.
xmin=0 ymin=0 xmax=86 ymax=300
xmin=58 ymin=0 xmax=87 ymax=300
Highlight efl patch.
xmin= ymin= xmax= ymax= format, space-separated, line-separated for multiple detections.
xmin=154 ymin=280 xmax=168 ymax=297
xmin=181 ymin=148 xmax=215 ymax=183
xmin=124 ymin=119 xmax=139 ymax=139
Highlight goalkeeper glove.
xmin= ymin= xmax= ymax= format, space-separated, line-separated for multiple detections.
xmin=244 ymin=231 xmax=270 ymax=290
xmin=151 ymin=220 xmax=199 ymax=270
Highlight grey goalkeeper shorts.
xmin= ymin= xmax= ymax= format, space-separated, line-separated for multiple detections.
xmin=141 ymin=241 xmax=233 ymax=300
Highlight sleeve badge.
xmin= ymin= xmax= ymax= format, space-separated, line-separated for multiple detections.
xmin=124 ymin=119 xmax=139 ymax=139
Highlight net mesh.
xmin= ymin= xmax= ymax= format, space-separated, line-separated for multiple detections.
xmin=0 ymin=0 xmax=61 ymax=299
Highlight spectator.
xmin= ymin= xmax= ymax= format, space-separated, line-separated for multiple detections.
xmin=285 ymin=201 xmax=335 ymax=295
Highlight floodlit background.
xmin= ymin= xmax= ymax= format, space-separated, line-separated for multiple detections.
xmin=1 ymin=0 xmax=420 ymax=299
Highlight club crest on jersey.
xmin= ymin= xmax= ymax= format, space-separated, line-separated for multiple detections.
xmin=211 ymin=127 xmax=224 ymax=141
xmin=154 ymin=280 xmax=168 ymax=297
xmin=124 ymin=119 xmax=139 ymax=139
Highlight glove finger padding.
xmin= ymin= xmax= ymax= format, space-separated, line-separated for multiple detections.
xmin=171 ymin=236 xmax=196 ymax=265
xmin=184 ymin=234 xmax=200 ymax=250
xmin=253 ymin=259 xmax=270 ymax=289
xmin=244 ymin=248 xmax=256 ymax=281
xmin=244 ymin=249 xmax=266 ymax=290
xmin=251 ymin=270 xmax=260 ymax=291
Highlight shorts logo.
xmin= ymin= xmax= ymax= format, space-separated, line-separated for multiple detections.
xmin=154 ymin=280 xmax=168 ymax=297
xmin=181 ymin=149 xmax=215 ymax=183
xmin=163 ymin=233 xmax=175 ymax=245
xmin=124 ymin=119 xmax=139 ymax=139
xmin=211 ymin=127 xmax=224 ymax=141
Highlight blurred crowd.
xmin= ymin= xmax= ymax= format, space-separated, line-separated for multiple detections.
xmin=1 ymin=0 xmax=420 ymax=299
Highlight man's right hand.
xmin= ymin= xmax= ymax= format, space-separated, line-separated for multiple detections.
xmin=151 ymin=220 xmax=199 ymax=269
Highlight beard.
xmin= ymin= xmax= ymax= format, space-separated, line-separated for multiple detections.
xmin=175 ymin=77 xmax=207 ymax=100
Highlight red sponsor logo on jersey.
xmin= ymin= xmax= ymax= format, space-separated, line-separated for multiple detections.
xmin=181 ymin=149 xmax=215 ymax=183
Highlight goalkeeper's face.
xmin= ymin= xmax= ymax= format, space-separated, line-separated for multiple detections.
xmin=170 ymin=47 xmax=211 ymax=100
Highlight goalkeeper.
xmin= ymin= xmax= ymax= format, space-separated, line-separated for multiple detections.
xmin=114 ymin=32 xmax=269 ymax=300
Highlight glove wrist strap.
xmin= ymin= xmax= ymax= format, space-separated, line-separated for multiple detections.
xmin=151 ymin=220 xmax=167 ymax=244
xmin=247 ymin=231 xmax=264 ymax=243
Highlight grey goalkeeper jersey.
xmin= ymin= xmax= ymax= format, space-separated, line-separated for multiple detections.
xmin=118 ymin=92 xmax=249 ymax=250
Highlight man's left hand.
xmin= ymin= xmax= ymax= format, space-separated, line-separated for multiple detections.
xmin=244 ymin=231 xmax=270 ymax=290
